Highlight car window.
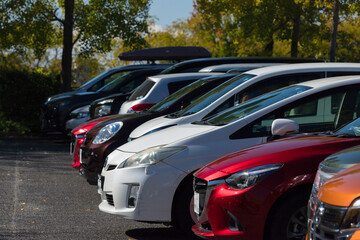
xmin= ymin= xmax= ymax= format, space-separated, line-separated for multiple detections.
xmin=128 ymin=79 xmax=156 ymax=101
xmin=170 ymin=74 xmax=256 ymax=118
xmin=87 ymin=71 xmax=131 ymax=92
xmin=202 ymin=72 xmax=325 ymax=119
xmin=230 ymin=88 xmax=360 ymax=139
xmin=326 ymin=71 xmax=360 ymax=77
xmin=115 ymin=75 xmax=147 ymax=94
xmin=202 ymin=85 xmax=312 ymax=126
xmin=168 ymin=80 xmax=198 ymax=95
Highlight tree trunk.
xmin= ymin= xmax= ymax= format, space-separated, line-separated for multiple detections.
xmin=291 ymin=13 xmax=300 ymax=58
xmin=329 ymin=0 xmax=340 ymax=62
xmin=61 ymin=0 xmax=74 ymax=92
xmin=264 ymin=38 xmax=274 ymax=56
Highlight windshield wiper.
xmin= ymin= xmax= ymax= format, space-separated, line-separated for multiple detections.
xmin=192 ymin=120 xmax=211 ymax=125
xmin=166 ymin=112 xmax=179 ymax=118
xmin=334 ymin=133 xmax=359 ymax=138
xmin=182 ymin=111 xmax=197 ymax=117
xmin=212 ymin=121 xmax=228 ymax=126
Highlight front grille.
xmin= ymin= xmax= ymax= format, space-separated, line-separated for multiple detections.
xmin=106 ymin=194 xmax=114 ymax=206
xmin=83 ymin=136 xmax=92 ymax=146
xmin=70 ymin=134 xmax=76 ymax=155
xmin=308 ymin=199 xmax=349 ymax=240
xmin=194 ymin=177 xmax=208 ymax=216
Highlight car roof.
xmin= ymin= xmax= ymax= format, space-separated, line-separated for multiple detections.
xmin=198 ymin=63 xmax=286 ymax=73
xmin=160 ymin=57 xmax=324 ymax=74
xmin=147 ymin=72 xmax=223 ymax=83
xmin=244 ymin=62 xmax=360 ymax=76
xmin=108 ymin=63 xmax=173 ymax=72
xmin=297 ymin=75 xmax=360 ymax=88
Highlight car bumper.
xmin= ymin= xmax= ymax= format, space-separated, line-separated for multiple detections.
xmin=99 ymin=162 xmax=185 ymax=223
xmin=192 ymin=183 xmax=271 ymax=240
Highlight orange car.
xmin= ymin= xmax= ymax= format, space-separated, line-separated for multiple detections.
xmin=307 ymin=162 xmax=360 ymax=240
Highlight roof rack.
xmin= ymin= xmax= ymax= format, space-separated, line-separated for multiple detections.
xmin=118 ymin=46 xmax=211 ymax=62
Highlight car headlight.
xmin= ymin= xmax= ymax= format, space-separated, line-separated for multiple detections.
xmin=70 ymin=105 xmax=90 ymax=119
xmin=92 ymin=122 xmax=123 ymax=144
xmin=94 ymin=105 xmax=112 ymax=117
xmin=118 ymin=145 xmax=187 ymax=168
xmin=225 ymin=163 xmax=283 ymax=190
xmin=341 ymin=198 xmax=360 ymax=230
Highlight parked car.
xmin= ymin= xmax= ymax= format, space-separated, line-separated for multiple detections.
xmin=79 ymin=74 xmax=236 ymax=183
xmin=198 ymin=63 xmax=285 ymax=73
xmin=159 ymin=57 xmax=324 ymax=74
xmin=306 ymin=162 xmax=360 ymax=240
xmin=70 ymin=115 xmax=116 ymax=168
xmin=41 ymin=46 xmax=213 ymax=133
xmin=42 ymin=67 xmax=167 ymax=133
xmin=192 ymin=117 xmax=360 ymax=240
xmin=129 ymin=63 xmax=360 ymax=141
xmin=89 ymin=63 xmax=284 ymax=120
xmin=307 ymin=142 xmax=360 ymax=240
xmin=98 ymin=75 xmax=360 ymax=234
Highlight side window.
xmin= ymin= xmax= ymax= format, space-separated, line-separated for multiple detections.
xmin=230 ymin=89 xmax=358 ymax=139
xmin=204 ymin=96 xmax=236 ymax=119
xmin=326 ymin=71 xmax=360 ymax=77
xmin=117 ymin=75 xmax=146 ymax=93
xmin=88 ymin=71 xmax=129 ymax=92
xmin=235 ymin=72 xmax=325 ymax=104
xmin=168 ymin=80 xmax=197 ymax=95
xmin=129 ymin=80 xmax=156 ymax=101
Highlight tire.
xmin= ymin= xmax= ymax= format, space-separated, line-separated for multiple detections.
xmin=265 ymin=188 xmax=310 ymax=240
xmin=172 ymin=175 xmax=197 ymax=235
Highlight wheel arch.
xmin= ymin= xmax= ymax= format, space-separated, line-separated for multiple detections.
xmin=263 ymin=183 xmax=313 ymax=240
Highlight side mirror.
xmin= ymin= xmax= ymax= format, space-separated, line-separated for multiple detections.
xmin=271 ymin=119 xmax=299 ymax=137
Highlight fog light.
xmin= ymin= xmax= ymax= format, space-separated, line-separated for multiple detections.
xmin=226 ymin=210 xmax=243 ymax=232
xmin=128 ymin=184 xmax=140 ymax=208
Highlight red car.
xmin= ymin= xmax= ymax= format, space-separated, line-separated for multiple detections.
xmin=192 ymin=117 xmax=360 ymax=240
xmin=70 ymin=115 xmax=114 ymax=168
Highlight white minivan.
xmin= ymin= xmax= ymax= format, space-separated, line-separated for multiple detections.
xmin=129 ymin=63 xmax=360 ymax=140
xmin=99 ymin=75 xmax=360 ymax=232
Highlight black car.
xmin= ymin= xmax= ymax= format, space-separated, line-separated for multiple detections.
xmin=41 ymin=46 xmax=212 ymax=133
xmin=41 ymin=67 xmax=168 ymax=133
xmin=159 ymin=56 xmax=324 ymax=74
xmin=79 ymin=74 xmax=237 ymax=184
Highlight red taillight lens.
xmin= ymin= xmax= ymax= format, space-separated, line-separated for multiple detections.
xmin=128 ymin=103 xmax=155 ymax=113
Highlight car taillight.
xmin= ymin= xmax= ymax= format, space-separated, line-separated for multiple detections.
xmin=128 ymin=103 xmax=155 ymax=113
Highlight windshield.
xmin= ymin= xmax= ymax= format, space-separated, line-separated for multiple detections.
xmin=79 ymin=70 xmax=111 ymax=89
xmin=334 ymin=117 xmax=360 ymax=136
xmin=96 ymin=71 xmax=136 ymax=92
xmin=203 ymin=85 xmax=312 ymax=126
xmin=149 ymin=78 xmax=210 ymax=112
xmin=170 ymin=74 xmax=256 ymax=118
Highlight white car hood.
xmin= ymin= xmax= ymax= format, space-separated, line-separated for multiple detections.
xmin=129 ymin=115 xmax=182 ymax=139
xmin=119 ymin=123 xmax=216 ymax=153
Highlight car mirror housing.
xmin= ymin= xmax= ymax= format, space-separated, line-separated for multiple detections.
xmin=271 ymin=118 xmax=299 ymax=137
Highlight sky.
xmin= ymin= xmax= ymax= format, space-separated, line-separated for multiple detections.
xmin=149 ymin=0 xmax=194 ymax=31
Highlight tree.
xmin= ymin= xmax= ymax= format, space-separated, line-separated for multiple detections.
xmin=0 ymin=0 xmax=151 ymax=91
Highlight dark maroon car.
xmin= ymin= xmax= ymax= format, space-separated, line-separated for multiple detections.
xmin=80 ymin=74 xmax=236 ymax=184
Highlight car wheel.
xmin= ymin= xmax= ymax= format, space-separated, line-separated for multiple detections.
xmin=265 ymin=189 xmax=310 ymax=240
xmin=172 ymin=175 xmax=196 ymax=235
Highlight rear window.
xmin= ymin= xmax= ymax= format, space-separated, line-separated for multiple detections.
xmin=128 ymin=79 xmax=156 ymax=101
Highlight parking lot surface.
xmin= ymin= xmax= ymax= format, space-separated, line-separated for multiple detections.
xmin=0 ymin=136 xmax=201 ymax=240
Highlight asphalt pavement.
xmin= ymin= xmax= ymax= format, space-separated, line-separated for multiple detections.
xmin=0 ymin=135 xmax=201 ymax=240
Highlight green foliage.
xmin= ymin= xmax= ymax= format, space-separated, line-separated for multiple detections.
xmin=0 ymin=69 xmax=60 ymax=134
